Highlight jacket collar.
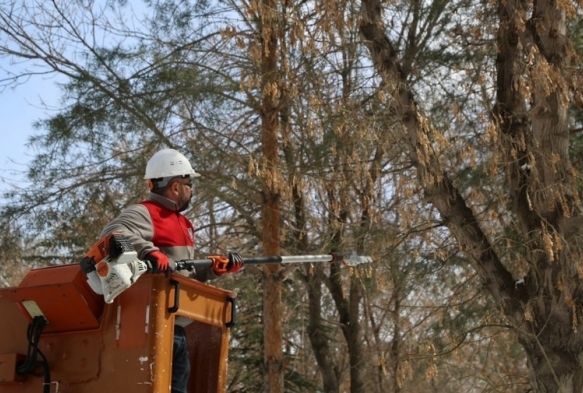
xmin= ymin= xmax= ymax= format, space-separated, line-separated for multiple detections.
xmin=148 ymin=192 xmax=179 ymax=211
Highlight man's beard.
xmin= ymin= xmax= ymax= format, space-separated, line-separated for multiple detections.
xmin=178 ymin=198 xmax=191 ymax=212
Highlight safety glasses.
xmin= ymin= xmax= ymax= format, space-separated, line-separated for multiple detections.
xmin=174 ymin=180 xmax=193 ymax=188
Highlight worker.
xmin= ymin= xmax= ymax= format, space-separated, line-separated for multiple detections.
xmin=99 ymin=148 xmax=243 ymax=393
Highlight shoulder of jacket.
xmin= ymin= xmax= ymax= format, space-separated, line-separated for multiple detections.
xmin=119 ymin=202 xmax=151 ymax=216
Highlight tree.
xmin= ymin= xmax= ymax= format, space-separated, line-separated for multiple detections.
xmin=0 ymin=0 xmax=557 ymax=391
xmin=254 ymin=0 xmax=285 ymax=390
xmin=360 ymin=0 xmax=583 ymax=391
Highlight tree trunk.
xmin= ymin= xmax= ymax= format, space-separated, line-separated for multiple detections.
xmin=327 ymin=204 xmax=366 ymax=393
xmin=306 ymin=265 xmax=341 ymax=393
xmin=517 ymin=325 xmax=583 ymax=393
xmin=259 ymin=0 xmax=283 ymax=391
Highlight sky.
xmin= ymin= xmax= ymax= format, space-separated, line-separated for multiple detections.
xmin=0 ymin=0 xmax=152 ymax=193
xmin=0 ymin=1 xmax=139 ymax=193
xmin=0 ymin=76 xmax=61 ymax=190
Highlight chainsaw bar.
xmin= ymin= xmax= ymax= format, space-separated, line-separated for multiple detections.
xmin=174 ymin=252 xmax=372 ymax=271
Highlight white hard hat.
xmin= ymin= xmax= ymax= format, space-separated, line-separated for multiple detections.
xmin=144 ymin=148 xmax=201 ymax=180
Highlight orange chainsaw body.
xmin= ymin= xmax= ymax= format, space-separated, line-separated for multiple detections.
xmin=0 ymin=263 xmax=234 ymax=393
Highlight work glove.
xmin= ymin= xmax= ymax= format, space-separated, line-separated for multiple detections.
xmin=144 ymin=250 xmax=170 ymax=273
xmin=210 ymin=252 xmax=244 ymax=275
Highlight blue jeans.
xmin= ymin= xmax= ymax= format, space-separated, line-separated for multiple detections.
xmin=172 ymin=325 xmax=190 ymax=393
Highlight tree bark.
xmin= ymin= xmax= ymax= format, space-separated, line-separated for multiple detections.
xmin=327 ymin=202 xmax=366 ymax=393
xmin=259 ymin=0 xmax=284 ymax=391
xmin=306 ymin=265 xmax=341 ymax=393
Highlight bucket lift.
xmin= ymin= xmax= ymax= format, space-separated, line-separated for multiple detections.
xmin=0 ymin=263 xmax=235 ymax=393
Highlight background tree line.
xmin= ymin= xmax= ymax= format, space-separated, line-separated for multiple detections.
xmin=1 ymin=0 xmax=582 ymax=392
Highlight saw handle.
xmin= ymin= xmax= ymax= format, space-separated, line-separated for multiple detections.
xmin=211 ymin=253 xmax=244 ymax=274
xmin=209 ymin=255 xmax=230 ymax=274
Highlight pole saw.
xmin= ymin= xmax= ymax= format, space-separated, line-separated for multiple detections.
xmin=80 ymin=233 xmax=373 ymax=304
